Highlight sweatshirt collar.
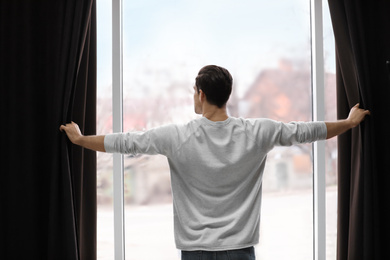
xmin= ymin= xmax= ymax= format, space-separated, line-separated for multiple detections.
xmin=200 ymin=116 xmax=232 ymax=126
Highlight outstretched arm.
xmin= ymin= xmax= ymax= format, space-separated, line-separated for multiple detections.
xmin=59 ymin=122 xmax=106 ymax=152
xmin=325 ymin=103 xmax=370 ymax=139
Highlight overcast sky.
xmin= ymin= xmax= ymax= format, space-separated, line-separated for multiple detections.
xmin=97 ymin=0 xmax=335 ymax=97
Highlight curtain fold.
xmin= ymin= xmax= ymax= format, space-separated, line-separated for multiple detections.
xmin=327 ymin=0 xmax=390 ymax=259
xmin=0 ymin=1 xmax=96 ymax=259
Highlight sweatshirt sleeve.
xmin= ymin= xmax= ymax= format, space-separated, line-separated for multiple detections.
xmin=104 ymin=124 xmax=178 ymax=156
xmin=255 ymin=119 xmax=327 ymax=150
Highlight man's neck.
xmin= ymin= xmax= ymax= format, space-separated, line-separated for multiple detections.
xmin=202 ymin=104 xmax=229 ymax=122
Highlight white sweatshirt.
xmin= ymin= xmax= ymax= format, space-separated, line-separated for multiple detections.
xmin=104 ymin=117 xmax=327 ymax=251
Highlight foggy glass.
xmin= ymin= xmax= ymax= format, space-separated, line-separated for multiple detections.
xmin=96 ymin=0 xmax=338 ymax=259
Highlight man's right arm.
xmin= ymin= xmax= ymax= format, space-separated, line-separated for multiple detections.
xmin=325 ymin=103 xmax=370 ymax=139
xmin=59 ymin=122 xmax=106 ymax=152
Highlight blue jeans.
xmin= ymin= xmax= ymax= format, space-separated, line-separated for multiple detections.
xmin=181 ymin=246 xmax=255 ymax=260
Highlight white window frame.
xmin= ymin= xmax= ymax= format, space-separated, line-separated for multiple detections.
xmin=310 ymin=0 xmax=326 ymax=260
xmin=112 ymin=0 xmax=125 ymax=259
xmin=110 ymin=0 xmax=326 ymax=259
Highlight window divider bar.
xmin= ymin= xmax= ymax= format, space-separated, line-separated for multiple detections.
xmin=112 ymin=0 xmax=125 ymax=259
xmin=311 ymin=0 xmax=326 ymax=260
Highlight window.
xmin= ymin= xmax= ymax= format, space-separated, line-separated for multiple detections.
xmin=322 ymin=1 xmax=337 ymax=259
xmin=97 ymin=0 xmax=334 ymax=259
xmin=96 ymin=1 xmax=114 ymax=259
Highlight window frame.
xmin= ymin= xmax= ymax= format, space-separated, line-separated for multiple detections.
xmin=110 ymin=0 xmax=326 ymax=259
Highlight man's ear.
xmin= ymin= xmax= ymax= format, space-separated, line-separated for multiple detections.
xmin=199 ymin=89 xmax=206 ymax=103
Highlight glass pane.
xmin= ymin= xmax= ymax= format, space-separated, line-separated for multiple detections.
xmin=323 ymin=1 xmax=338 ymax=260
xmin=97 ymin=0 xmax=114 ymax=259
xmin=122 ymin=0 xmax=312 ymax=259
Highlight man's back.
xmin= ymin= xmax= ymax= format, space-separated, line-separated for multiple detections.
xmin=104 ymin=116 xmax=327 ymax=250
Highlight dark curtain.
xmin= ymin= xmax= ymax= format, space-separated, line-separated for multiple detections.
xmin=327 ymin=0 xmax=390 ymax=259
xmin=0 ymin=1 xmax=96 ymax=259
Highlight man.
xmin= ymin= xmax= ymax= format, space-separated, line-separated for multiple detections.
xmin=60 ymin=65 xmax=370 ymax=260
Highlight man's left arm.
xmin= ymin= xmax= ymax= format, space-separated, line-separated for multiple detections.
xmin=325 ymin=103 xmax=370 ymax=139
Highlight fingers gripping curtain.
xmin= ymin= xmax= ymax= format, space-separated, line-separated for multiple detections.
xmin=327 ymin=0 xmax=390 ymax=259
xmin=0 ymin=1 xmax=96 ymax=259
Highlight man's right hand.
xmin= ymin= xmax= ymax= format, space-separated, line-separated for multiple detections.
xmin=59 ymin=121 xmax=83 ymax=145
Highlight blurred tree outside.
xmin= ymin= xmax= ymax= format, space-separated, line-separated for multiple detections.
xmin=96 ymin=58 xmax=336 ymax=205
